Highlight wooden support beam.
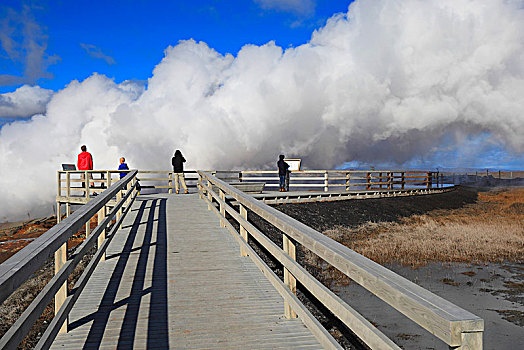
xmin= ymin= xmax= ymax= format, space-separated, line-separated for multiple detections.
xmin=283 ymin=234 xmax=297 ymax=319
xmin=97 ymin=206 xmax=106 ymax=261
xmin=219 ymin=189 xmax=226 ymax=227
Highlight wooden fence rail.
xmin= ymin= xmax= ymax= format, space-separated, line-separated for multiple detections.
xmin=57 ymin=170 xmax=444 ymax=201
xmin=0 ymin=171 xmax=139 ymax=349
xmin=197 ymin=171 xmax=483 ymax=350
xmin=56 ymin=170 xmax=200 ymax=198
xmin=241 ymin=170 xmax=443 ymax=191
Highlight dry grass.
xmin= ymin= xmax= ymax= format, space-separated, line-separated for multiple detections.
xmin=321 ymin=187 xmax=524 ymax=267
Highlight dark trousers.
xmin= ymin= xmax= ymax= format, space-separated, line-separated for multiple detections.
xmin=279 ymin=175 xmax=286 ymax=190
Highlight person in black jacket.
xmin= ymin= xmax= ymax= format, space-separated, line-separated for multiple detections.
xmin=171 ymin=150 xmax=188 ymax=194
xmin=277 ymin=155 xmax=290 ymax=192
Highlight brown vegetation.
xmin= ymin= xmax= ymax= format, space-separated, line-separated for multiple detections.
xmin=0 ymin=217 xmax=57 ymax=264
xmin=320 ymin=188 xmax=524 ymax=267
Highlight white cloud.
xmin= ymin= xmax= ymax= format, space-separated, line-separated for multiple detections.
xmin=0 ymin=0 xmax=523 ymax=220
xmin=0 ymin=85 xmax=53 ymax=118
xmin=80 ymin=43 xmax=116 ymax=65
xmin=254 ymin=0 xmax=316 ymax=16
xmin=0 ymin=5 xmax=60 ymax=86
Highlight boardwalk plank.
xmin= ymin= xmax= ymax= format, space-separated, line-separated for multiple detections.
xmin=51 ymin=194 xmax=322 ymax=349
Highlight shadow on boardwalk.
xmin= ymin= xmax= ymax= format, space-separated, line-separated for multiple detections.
xmin=69 ymin=198 xmax=169 ymax=349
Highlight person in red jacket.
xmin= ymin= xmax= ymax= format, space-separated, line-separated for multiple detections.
xmin=77 ymin=145 xmax=94 ymax=188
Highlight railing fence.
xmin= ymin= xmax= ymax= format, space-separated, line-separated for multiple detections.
xmin=0 ymin=171 xmax=139 ymax=349
xmin=197 ymin=171 xmax=483 ymax=350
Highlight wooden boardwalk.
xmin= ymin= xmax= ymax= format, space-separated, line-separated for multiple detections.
xmin=50 ymin=193 xmax=321 ymax=349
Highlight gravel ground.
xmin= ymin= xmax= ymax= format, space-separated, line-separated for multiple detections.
xmin=273 ymin=186 xmax=478 ymax=232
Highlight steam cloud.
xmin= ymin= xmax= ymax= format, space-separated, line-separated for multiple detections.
xmin=1 ymin=0 xmax=523 ymax=220
xmin=0 ymin=85 xmax=53 ymax=119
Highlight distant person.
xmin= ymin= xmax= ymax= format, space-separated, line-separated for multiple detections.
xmin=277 ymin=154 xmax=290 ymax=192
xmin=171 ymin=150 xmax=188 ymax=194
xmin=77 ymin=145 xmax=94 ymax=188
xmin=118 ymin=157 xmax=129 ymax=179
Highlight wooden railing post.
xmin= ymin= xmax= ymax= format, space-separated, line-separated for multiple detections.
xmin=427 ymin=172 xmax=432 ymax=189
xmin=401 ymin=172 xmax=405 ymax=189
xmin=207 ymin=180 xmax=213 ymax=210
xmin=66 ymin=172 xmax=71 ymax=198
xmin=219 ymin=189 xmax=226 ymax=227
xmin=57 ymin=172 xmax=61 ymax=197
xmin=324 ymin=171 xmax=328 ymax=192
xmin=85 ymin=217 xmax=91 ymax=238
xmin=97 ymin=205 xmax=106 ymax=261
xmin=168 ymin=172 xmax=173 ymax=194
xmin=197 ymin=174 xmax=203 ymax=199
xmin=366 ymin=172 xmax=371 ymax=190
xmin=56 ymin=202 xmax=61 ymax=223
xmin=450 ymin=331 xmax=483 ymax=350
xmin=54 ymin=205 xmax=68 ymax=333
xmin=388 ymin=172 xmax=392 ymax=189
xmin=283 ymin=234 xmax=297 ymax=319
xmin=239 ymin=204 xmax=248 ymax=257
xmin=345 ymin=172 xmax=350 ymax=191
xmin=85 ymin=171 xmax=89 ymax=199
xmin=125 ymin=180 xmax=132 ymax=208
xmin=106 ymin=170 xmax=111 ymax=189
xmin=116 ymin=190 xmax=123 ymax=221
xmin=378 ymin=172 xmax=383 ymax=189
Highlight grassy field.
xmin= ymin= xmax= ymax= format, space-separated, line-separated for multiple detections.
xmin=320 ymin=187 xmax=524 ymax=267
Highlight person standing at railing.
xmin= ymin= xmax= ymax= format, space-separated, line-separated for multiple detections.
xmin=77 ymin=145 xmax=94 ymax=189
xmin=277 ymin=154 xmax=290 ymax=192
xmin=172 ymin=149 xmax=188 ymax=194
xmin=118 ymin=157 xmax=129 ymax=179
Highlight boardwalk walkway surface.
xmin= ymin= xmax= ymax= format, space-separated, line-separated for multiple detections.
xmin=51 ymin=193 xmax=321 ymax=349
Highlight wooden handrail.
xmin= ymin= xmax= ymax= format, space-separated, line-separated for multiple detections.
xmin=57 ymin=170 xmax=201 ymax=197
xmin=197 ymin=171 xmax=483 ymax=349
xmin=0 ymin=170 xmax=138 ymax=349
xmin=57 ymin=169 xmax=446 ymax=199
xmin=240 ymin=170 xmax=441 ymax=191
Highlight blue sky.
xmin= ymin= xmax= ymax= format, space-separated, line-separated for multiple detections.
xmin=0 ymin=0 xmax=352 ymax=93
xmin=0 ymin=0 xmax=522 ymax=172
